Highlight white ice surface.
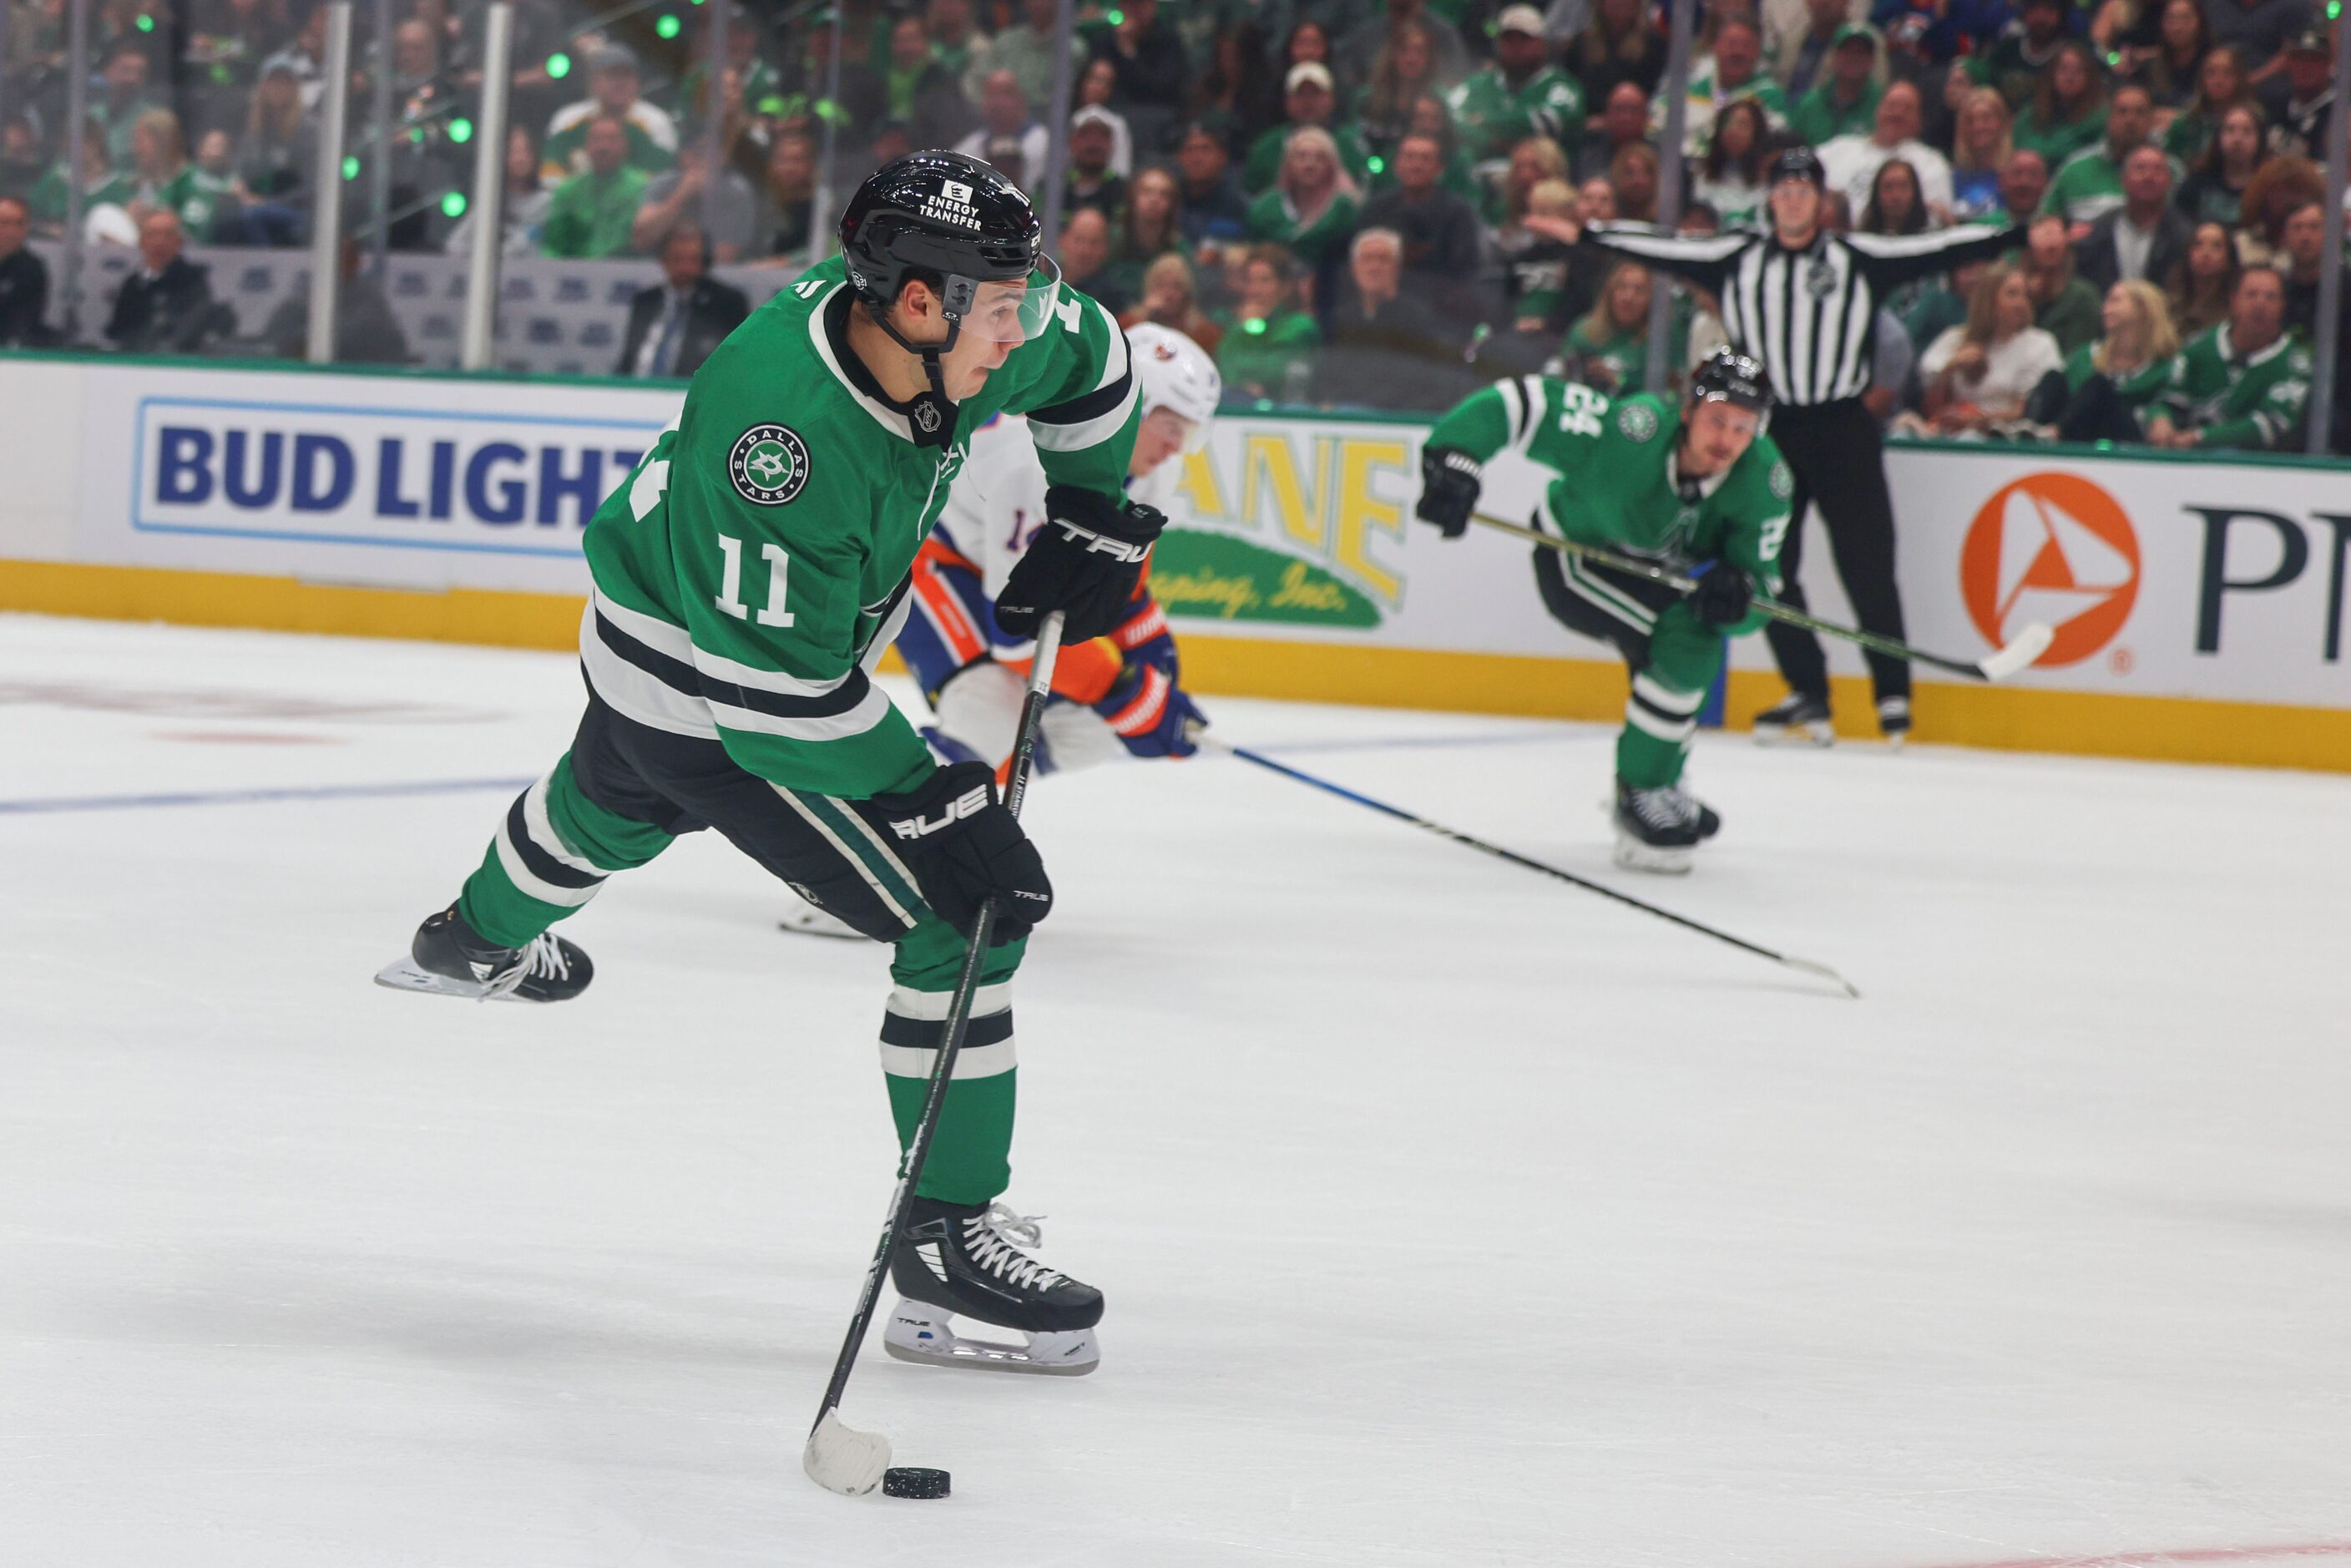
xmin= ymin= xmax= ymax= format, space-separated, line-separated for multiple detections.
xmin=1 ymin=614 xmax=2346 ymax=1568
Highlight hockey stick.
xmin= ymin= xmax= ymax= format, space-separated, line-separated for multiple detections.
xmin=1469 ymin=511 xmax=2055 ymax=682
xmin=1204 ymin=736 xmax=1858 ymax=999
xmin=803 ymin=611 xmax=1067 ymax=1497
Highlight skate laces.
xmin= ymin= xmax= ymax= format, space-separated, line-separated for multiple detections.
xmin=1627 ymin=785 xmax=1696 ymax=831
xmin=963 ymin=1203 xmax=1066 ymax=1291
xmin=482 ymin=933 xmax=569 ymax=1001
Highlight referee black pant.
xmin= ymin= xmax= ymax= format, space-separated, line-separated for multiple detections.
xmin=1760 ymin=397 xmax=1909 ymax=707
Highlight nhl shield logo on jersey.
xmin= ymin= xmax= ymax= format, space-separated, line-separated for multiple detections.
xmin=1616 ymin=401 xmax=1659 ymax=442
xmin=729 ymin=424 xmax=810 ymax=505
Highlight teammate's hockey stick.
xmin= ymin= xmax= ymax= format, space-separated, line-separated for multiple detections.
xmin=1204 ymin=736 xmax=1858 ymax=999
xmin=803 ymin=612 xmax=1067 ymax=1497
xmin=1469 ymin=511 xmax=2054 ymax=682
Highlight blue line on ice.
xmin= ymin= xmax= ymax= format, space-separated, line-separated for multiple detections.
xmin=0 ymin=778 xmax=536 ymax=815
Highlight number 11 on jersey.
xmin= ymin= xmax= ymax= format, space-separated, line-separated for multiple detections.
xmin=714 ymin=534 xmax=796 ymax=627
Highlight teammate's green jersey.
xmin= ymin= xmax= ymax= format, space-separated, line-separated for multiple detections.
xmin=2156 ymin=322 xmax=2312 ymax=450
xmin=1445 ymin=65 xmax=1585 ymax=162
xmin=579 ymin=255 xmax=1139 ymax=798
xmin=1426 ymin=376 xmax=1792 ymax=633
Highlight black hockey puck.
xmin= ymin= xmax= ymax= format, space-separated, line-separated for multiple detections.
xmin=881 ymin=1466 xmax=951 ymax=1500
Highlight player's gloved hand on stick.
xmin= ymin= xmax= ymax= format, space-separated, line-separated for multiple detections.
xmin=997 ymin=488 xmax=1166 ymax=643
xmin=1096 ymin=662 xmax=1205 ymax=759
xmin=1414 ymin=447 xmax=1483 ymax=538
xmin=1109 ymin=595 xmax=1180 ymax=678
xmin=852 ymin=761 xmax=1053 ymax=943
xmin=1691 ymin=562 xmax=1754 ymax=628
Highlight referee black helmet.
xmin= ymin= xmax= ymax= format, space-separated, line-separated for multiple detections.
xmin=1767 ymin=146 xmax=1826 ymax=188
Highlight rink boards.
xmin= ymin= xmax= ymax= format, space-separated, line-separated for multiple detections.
xmin=1 ymin=352 xmax=2346 ymax=771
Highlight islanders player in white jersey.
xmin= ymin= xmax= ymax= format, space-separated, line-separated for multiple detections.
xmin=777 ymin=324 xmax=1217 ymax=941
xmin=900 ymin=321 xmax=1219 ymax=775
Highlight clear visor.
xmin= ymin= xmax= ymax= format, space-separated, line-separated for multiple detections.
xmin=958 ymin=256 xmax=1064 ymax=346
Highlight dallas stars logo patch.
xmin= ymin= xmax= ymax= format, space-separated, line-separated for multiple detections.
xmin=1616 ymin=401 xmax=1659 ymax=442
xmin=729 ymin=424 xmax=810 ymax=506
xmin=1769 ymin=459 xmax=1794 ymax=500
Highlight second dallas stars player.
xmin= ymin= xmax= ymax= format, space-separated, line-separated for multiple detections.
xmin=375 ymin=152 xmax=1151 ymax=1376
xmin=1414 ymin=349 xmax=1792 ymax=873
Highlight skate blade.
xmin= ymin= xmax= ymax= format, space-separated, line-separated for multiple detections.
xmin=1612 ymin=834 xmax=1694 ymax=875
xmin=372 ymin=958 xmax=523 ymax=1001
xmin=776 ymin=909 xmax=867 ymax=941
xmin=882 ymin=1301 xmax=1100 ymax=1377
xmin=1753 ymin=721 xmax=1834 ymax=748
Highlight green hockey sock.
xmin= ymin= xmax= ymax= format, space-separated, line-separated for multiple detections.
xmin=457 ymin=756 xmax=675 ymax=949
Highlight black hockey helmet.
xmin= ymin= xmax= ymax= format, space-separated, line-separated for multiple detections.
xmin=837 ymin=150 xmax=1059 ymax=444
xmin=1688 ymin=347 xmax=1773 ymax=415
xmin=840 ymin=149 xmax=1047 ymax=326
xmin=1767 ymin=145 xmax=1826 ymax=188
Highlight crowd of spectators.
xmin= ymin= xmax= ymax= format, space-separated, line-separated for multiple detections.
xmin=0 ymin=0 xmax=2344 ymax=450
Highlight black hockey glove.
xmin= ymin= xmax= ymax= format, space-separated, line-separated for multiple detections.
xmin=1415 ymin=446 xmax=1484 ymax=539
xmin=852 ymin=762 xmax=1053 ymax=944
xmin=1691 ymin=563 xmax=1754 ymax=628
xmin=996 ymin=487 xmax=1166 ymax=644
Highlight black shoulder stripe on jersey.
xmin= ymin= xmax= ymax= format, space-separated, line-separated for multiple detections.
xmin=503 ymin=794 xmax=604 ymax=890
xmin=1027 ymin=362 xmax=1135 ymax=428
xmin=595 ymin=606 xmax=876 ymax=720
xmin=880 ymin=1008 xmax=1016 ymax=1050
xmin=594 ymin=607 xmax=700 ymax=698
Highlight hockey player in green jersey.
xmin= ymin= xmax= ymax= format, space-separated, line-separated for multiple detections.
xmin=374 ymin=153 xmax=1155 ymax=1376
xmin=1415 ymin=349 xmax=1792 ymax=874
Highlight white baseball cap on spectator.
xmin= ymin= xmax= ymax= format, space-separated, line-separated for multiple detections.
xmin=1286 ymin=62 xmax=1334 ymax=94
xmin=1495 ymin=5 xmax=1547 ymax=36
xmin=1071 ymin=104 xmax=1120 ymax=132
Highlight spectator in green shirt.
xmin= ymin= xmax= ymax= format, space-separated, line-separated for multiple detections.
xmin=2160 ymin=47 xmax=2254 ymax=164
xmin=2031 ymin=278 xmax=2182 ymax=442
xmin=1244 ymin=125 xmax=1361 ymax=275
xmin=2022 ymin=212 xmax=2105 ymax=354
xmin=2013 ymin=42 xmax=2109 ymax=170
xmin=2146 ymin=265 xmax=2313 ymax=451
xmin=1215 ymin=242 xmax=1322 ymax=402
xmin=1788 ymin=26 xmax=1883 ymax=147
xmin=543 ymin=114 xmax=651 ymax=259
xmin=1243 ymin=63 xmax=1372 ymax=195
xmin=1565 ymin=259 xmax=1681 ymax=395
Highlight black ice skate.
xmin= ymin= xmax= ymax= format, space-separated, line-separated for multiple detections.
xmin=883 ymin=1199 xmax=1103 ymax=1377
xmin=1752 ymin=691 xmax=1834 ymax=747
xmin=372 ymin=907 xmax=594 ymax=1003
xmin=1877 ymin=696 xmax=1912 ymax=749
xmin=1614 ymin=779 xmax=1703 ymax=875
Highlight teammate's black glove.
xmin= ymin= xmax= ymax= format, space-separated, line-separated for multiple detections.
xmin=852 ymin=762 xmax=1053 ymax=944
xmin=1691 ymin=563 xmax=1754 ymax=628
xmin=996 ymin=487 xmax=1166 ymax=643
xmin=1415 ymin=446 xmax=1484 ymax=538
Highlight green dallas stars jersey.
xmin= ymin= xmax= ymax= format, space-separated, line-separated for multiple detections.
xmin=1445 ymin=64 xmax=1586 ymax=162
xmin=2156 ymin=322 xmax=2313 ymax=451
xmin=1426 ymin=377 xmax=1792 ymax=635
xmin=579 ymin=254 xmax=1139 ymax=798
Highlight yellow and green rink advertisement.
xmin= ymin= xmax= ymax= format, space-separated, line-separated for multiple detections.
xmin=1 ymin=357 xmax=2346 ymax=770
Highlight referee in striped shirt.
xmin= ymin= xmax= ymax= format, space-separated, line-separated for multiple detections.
xmin=1580 ymin=147 xmax=2014 ymax=745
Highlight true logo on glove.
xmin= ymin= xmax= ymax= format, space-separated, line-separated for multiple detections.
xmin=729 ymin=424 xmax=811 ymax=506
xmin=1049 ymin=519 xmax=1152 ymax=564
xmin=887 ymin=784 xmax=994 ymax=841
